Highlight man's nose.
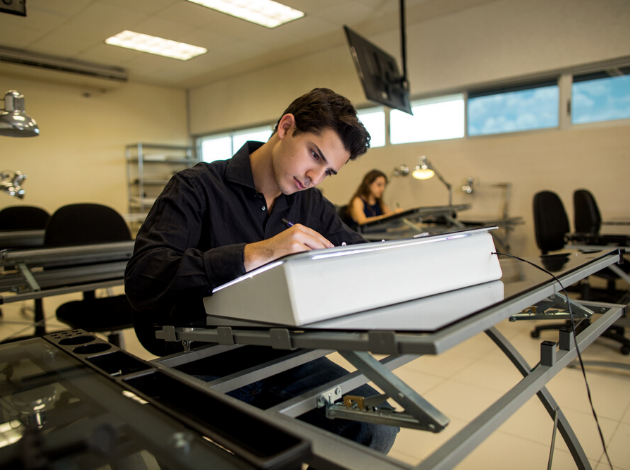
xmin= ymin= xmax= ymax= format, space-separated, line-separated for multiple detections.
xmin=307 ymin=168 xmax=327 ymax=186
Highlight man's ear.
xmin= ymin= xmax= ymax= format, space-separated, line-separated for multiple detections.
xmin=277 ymin=114 xmax=295 ymax=140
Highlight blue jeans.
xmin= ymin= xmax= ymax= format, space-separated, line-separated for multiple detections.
xmin=195 ymin=356 xmax=399 ymax=454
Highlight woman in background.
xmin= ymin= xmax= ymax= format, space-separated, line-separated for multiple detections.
xmin=346 ymin=169 xmax=398 ymax=227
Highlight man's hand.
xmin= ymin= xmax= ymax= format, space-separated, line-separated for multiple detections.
xmin=244 ymin=224 xmax=334 ymax=272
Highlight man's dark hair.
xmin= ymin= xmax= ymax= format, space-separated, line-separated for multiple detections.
xmin=273 ymin=88 xmax=370 ymax=160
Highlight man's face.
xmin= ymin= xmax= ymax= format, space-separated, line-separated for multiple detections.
xmin=272 ymin=125 xmax=350 ymax=195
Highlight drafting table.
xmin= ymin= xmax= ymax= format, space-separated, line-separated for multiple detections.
xmin=0 ymin=333 xmax=309 ymax=469
xmin=357 ymin=203 xmax=471 ymax=236
xmin=152 ymin=249 xmax=625 ymax=470
xmin=360 ymin=212 xmax=522 ymax=254
xmin=0 ymin=241 xmax=134 ymax=336
xmin=566 ymin=229 xmax=630 ymax=285
xmin=0 ymin=229 xmax=45 ymax=248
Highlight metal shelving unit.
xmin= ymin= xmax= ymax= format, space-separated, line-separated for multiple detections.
xmin=125 ymin=143 xmax=197 ymax=228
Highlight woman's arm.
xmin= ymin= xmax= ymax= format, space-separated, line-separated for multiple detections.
xmin=349 ymin=197 xmax=386 ymax=225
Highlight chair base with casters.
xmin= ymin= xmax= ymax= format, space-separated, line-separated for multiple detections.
xmin=55 ymin=293 xmax=135 ymax=348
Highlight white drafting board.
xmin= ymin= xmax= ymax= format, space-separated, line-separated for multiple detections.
xmin=204 ymin=227 xmax=503 ymax=327
xmin=205 ymin=280 xmax=505 ymax=332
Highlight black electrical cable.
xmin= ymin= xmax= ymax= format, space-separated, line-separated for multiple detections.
xmin=492 ymin=251 xmax=613 ymax=469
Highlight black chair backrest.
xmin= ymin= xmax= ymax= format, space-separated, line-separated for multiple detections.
xmin=533 ymin=191 xmax=570 ymax=255
xmin=44 ymin=203 xmax=130 ymax=246
xmin=0 ymin=206 xmax=50 ymax=231
xmin=573 ymin=189 xmax=601 ymax=235
xmin=337 ymin=204 xmax=358 ymax=231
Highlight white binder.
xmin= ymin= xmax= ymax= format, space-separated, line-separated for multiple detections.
xmin=204 ymin=227 xmax=503 ymax=326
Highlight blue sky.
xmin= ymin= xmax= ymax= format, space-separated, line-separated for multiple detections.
xmin=468 ymin=86 xmax=559 ymax=136
xmin=572 ymin=75 xmax=630 ymax=124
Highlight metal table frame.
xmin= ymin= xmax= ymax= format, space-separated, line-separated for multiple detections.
xmin=0 ymin=241 xmax=133 ymax=304
xmin=152 ymin=250 xmax=625 ymax=470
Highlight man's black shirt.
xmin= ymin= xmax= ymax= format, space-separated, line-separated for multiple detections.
xmin=124 ymin=141 xmax=364 ymax=322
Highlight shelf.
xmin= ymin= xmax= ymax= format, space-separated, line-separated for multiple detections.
xmin=126 ymin=143 xmax=196 ymax=219
xmin=130 ymin=196 xmax=157 ymax=207
xmin=132 ymin=179 xmax=171 ymax=185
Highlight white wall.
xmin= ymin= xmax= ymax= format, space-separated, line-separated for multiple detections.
xmin=0 ymin=76 xmax=189 ymax=218
xmin=189 ymin=0 xmax=630 ymax=256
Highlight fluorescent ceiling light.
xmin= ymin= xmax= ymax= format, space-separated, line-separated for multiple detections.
xmin=188 ymin=0 xmax=304 ymax=28
xmin=105 ymin=31 xmax=207 ymax=60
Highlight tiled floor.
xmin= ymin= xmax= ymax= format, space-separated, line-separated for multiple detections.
xmin=1 ymin=290 xmax=629 ymax=469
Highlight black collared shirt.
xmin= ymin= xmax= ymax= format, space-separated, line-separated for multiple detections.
xmin=125 ymin=142 xmax=364 ymax=320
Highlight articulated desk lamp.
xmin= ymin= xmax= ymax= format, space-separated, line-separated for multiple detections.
xmin=411 ymin=155 xmax=452 ymax=207
xmin=0 ymin=90 xmax=40 ymax=198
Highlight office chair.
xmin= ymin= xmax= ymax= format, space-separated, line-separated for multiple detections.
xmin=0 ymin=205 xmax=50 ymax=231
xmin=0 ymin=206 xmax=50 ymax=327
xmin=46 ymin=203 xmax=135 ymax=347
xmin=337 ymin=204 xmax=358 ymax=231
xmin=530 ymin=191 xmax=630 ymax=354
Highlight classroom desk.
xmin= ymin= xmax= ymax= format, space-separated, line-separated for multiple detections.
xmin=153 ymin=249 xmax=625 ymax=470
xmin=0 ymin=229 xmax=45 ymax=248
xmin=0 ymin=334 xmax=309 ymax=469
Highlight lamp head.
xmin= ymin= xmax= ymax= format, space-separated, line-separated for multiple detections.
xmin=0 ymin=91 xmax=40 ymax=137
xmin=0 ymin=170 xmax=26 ymax=198
xmin=412 ymin=155 xmax=434 ymax=180
xmin=392 ymin=164 xmax=410 ymax=177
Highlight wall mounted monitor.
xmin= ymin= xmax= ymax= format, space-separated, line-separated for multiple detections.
xmin=344 ymin=25 xmax=412 ymax=115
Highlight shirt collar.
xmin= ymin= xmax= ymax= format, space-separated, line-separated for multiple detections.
xmin=225 ymin=141 xmax=264 ymax=190
xmin=225 ymin=141 xmax=296 ymax=206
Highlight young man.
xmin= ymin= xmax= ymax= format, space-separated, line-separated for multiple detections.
xmin=125 ymin=88 xmax=399 ymax=453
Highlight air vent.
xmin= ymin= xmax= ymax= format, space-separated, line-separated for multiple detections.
xmin=0 ymin=47 xmax=128 ymax=82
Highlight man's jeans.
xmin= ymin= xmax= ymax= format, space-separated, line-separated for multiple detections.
xmin=196 ymin=356 xmax=399 ymax=454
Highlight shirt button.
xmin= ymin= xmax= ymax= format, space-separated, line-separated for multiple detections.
xmin=261 ymin=206 xmax=266 ymax=211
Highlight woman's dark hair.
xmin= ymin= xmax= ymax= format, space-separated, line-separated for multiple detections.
xmin=345 ymin=169 xmax=388 ymax=217
xmin=273 ymin=88 xmax=370 ymax=160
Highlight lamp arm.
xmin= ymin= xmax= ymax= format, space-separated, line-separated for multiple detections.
xmin=431 ymin=167 xmax=452 ymax=207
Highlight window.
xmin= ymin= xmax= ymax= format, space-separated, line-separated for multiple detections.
xmin=390 ymin=94 xmax=464 ymax=144
xmin=199 ymin=125 xmax=273 ymax=163
xmin=467 ymin=80 xmax=559 ymax=136
xmin=357 ymin=107 xmax=385 ymax=147
xmin=572 ymin=68 xmax=630 ymax=124
xmin=200 ymin=133 xmax=232 ymax=163
xmin=232 ymin=125 xmax=273 ymax=152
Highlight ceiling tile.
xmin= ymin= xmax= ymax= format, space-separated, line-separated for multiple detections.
xmin=155 ymin=1 xmax=226 ymax=28
xmin=0 ymin=21 xmax=49 ymax=49
xmin=75 ymin=42 xmax=143 ymax=66
xmin=282 ymin=0 xmax=342 ymax=15
xmin=182 ymin=29 xmax=243 ymax=53
xmin=120 ymin=50 xmax=180 ymax=69
xmin=313 ymin=1 xmax=378 ymax=25
xmin=1 ymin=7 xmax=68 ymax=33
xmin=131 ymin=16 xmax=198 ymax=42
xmin=100 ymin=0 xmax=179 ymax=14
xmin=274 ymin=15 xmax=339 ymax=40
xmin=71 ymin=2 xmax=148 ymax=31
xmin=27 ymin=0 xmax=93 ymax=17
xmin=28 ymin=32 xmax=102 ymax=57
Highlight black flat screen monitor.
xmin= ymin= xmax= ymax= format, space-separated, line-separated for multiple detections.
xmin=344 ymin=25 xmax=412 ymax=115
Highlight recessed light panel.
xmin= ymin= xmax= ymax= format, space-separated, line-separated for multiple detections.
xmin=105 ymin=31 xmax=207 ymax=60
xmin=188 ymin=0 xmax=304 ymax=28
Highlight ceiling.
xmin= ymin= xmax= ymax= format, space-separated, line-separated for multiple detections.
xmin=0 ymin=0 xmax=493 ymax=89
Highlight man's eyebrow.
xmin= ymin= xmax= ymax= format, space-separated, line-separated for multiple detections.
xmin=313 ymin=143 xmax=338 ymax=175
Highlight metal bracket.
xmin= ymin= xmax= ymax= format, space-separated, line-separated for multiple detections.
xmin=316 ymin=386 xmax=343 ymax=408
xmin=509 ymin=293 xmax=593 ymax=321
xmin=18 ymin=262 xmax=40 ymax=292
xmin=315 ymin=351 xmax=450 ymax=433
